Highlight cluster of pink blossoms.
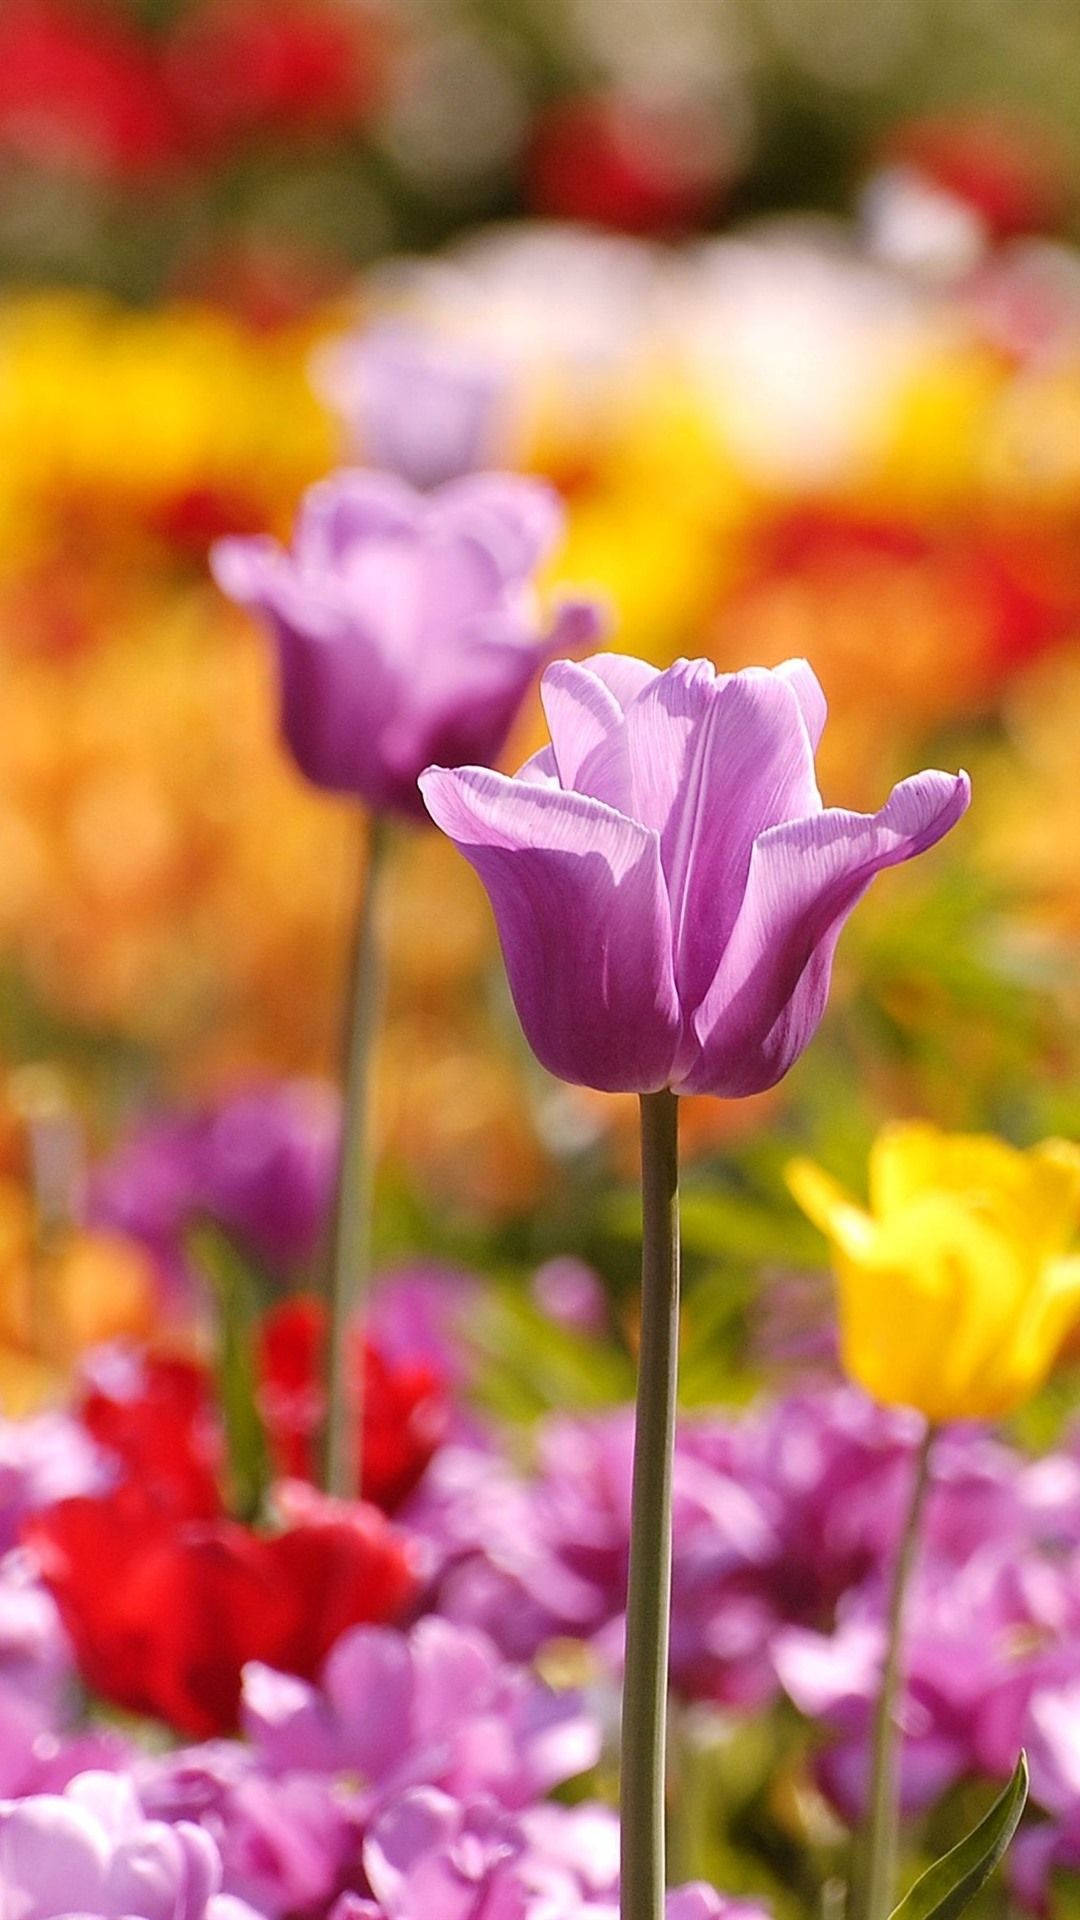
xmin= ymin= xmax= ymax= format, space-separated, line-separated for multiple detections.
xmin=0 ymin=1357 xmax=1079 ymax=1913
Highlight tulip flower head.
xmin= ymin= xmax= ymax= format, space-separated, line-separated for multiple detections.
xmin=420 ymin=653 xmax=969 ymax=1095
xmin=788 ymin=1124 xmax=1080 ymax=1421
xmin=212 ymin=473 xmax=602 ymax=818
xmin=313 ymin=322 xmax=508 ymax=491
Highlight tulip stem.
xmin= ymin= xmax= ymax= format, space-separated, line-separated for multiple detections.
xmin=860 ymin=1422 xmax=936 ymax=1920
xmin=621 ymin=1087 xmax=680 ymax=1920
xmin=324 ymin=814 xmax=389 ymax=1502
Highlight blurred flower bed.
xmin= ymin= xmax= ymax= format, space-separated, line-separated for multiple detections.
xmin=0 ymin=5 xmax=1079 ymax=1917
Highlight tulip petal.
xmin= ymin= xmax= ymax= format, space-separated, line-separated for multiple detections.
xmin=517 ymin=746 xmax=560 ymax=787
xmin=540 ymin=660 xmax=626 ymax=793
xmin=583 ymin=650 xmax=662 ymax=710
xmin=294 ymin=472 xmax=422 ymax=566
xmin=419 ymin=766 xmax=682 ymax=1092
xmin=773 ymin=657 xmax=828 ymax=751
xmin=682 ymin=769 xmax=970 ymax=1095
xmin=429 ymin=474 xmax=565 ymax=579
xmin=618 ymin=660 xmax=824 ymax=1009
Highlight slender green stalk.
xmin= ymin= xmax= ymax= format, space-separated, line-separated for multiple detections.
xmin=860 ymin=1423 xmax=936 ymax=1920
xmin=621 ymin=1088 xmax=680 ymax=1920
xmin=324 ymin=814 xmax=389 ymax=1501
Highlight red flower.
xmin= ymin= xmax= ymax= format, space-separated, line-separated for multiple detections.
xmin=259 ymin=1297 xmax=448 ymax=1512
xmin=0 ymin=0 xmax=182 ymax=182
xmin=163 ymin=0 xmax=388 ymax=159
xmin=881 ymin=112 xmax=1069 ymax=241
xmin=79 ymin=1351 xmax=223 ymax=1520
xmin=24 ymin=1479 xmax=418 ymax=1738
xmin=526 ymin=92 xmax=729 ymax=234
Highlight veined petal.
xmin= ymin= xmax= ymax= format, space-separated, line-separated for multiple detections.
xmin=516 ymin=745 xmax=561 ymax=787
xmin=681 ymin=769 xmax=970 ymax=1096
xmin=773 ymin=657 xmax=827 ymax=751
xmin=618 ymin=660 xmax=824 ymax=1010
xmin=582 ymin=650 xmax=662 ymax=710
xmin=419 ymin=766 xmax=681 ymax=1092
xmin=540 ymin=660 xmax=626 ymax=793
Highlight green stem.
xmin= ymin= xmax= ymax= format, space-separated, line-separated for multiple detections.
xmin=324 ymin=814 xmax=389 ymax=1501
xmin=860 ymin=1423 xmax=936 ymax=1920
xmin=621 ymin=1088 xmax=680 ymax=1920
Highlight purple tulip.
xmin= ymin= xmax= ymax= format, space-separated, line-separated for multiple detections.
xmin=420 ymin=653 xmax=970 ymax=1093
xmin=314 ymin=323 xmax=508 ymax=491
xmin=212 ymin=473 xmax=602 ymax=819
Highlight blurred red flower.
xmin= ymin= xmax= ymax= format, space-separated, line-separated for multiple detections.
xmin=0 ymin=0 xmax=390 ymax=188
xmin=526 ymin=92 xmax=729 ymax=234
xmin=0 ymin=0 xmax=182 ymax=181
xmin=79 ymin=1351 xmax=223 ymax=1520
xmin=882 ymin=112 xmax=1069 ymax=240
xmin=259 ymin=1297 xmax=449 ymax=1513
xmin=24 ymin=1477 xmax=418 ymax=1737
xmin=163 ymin=0 xmax=389 ymax=158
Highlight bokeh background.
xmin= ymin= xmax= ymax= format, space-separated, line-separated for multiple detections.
xmin=1 ymin=0 xmax=1079 ymax=1416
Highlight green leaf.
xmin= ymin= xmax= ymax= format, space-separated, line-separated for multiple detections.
xmin=887 ymin=1754 xmax=1028 ymax=1920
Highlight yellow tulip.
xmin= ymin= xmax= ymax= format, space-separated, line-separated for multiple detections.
xmin=787 ymin=1124 xmax=1080 ymax=1422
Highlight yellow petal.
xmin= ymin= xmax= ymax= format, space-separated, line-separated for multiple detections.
xmin=1027 ymin=1142 xmax=1080 ymax=1257
xmin=785 ymin=1158 xmax=875 ymax=1259
xmin=1007 ymin=1257 xmax=1080 ymax=1406
xmin=837 ymin=1195 xmax=1031 ymax=1421
xmin=868 ymin=1123 xmax=1028 ymax=1221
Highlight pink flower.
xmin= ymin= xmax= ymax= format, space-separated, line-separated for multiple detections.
xmin=420 ymin=653 xmax=969 ymax=1093
xmin=212 ymin=474 xmax=601 ymax=818
xmin=242 ymin=1616 xmax=599 ymax=1808
xmin=0 ymin=1770 xmax=261 ymax=1920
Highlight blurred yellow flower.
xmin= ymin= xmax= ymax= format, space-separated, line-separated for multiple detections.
xmin=787 ymin=1124 xmax=1080 ymax=1421
xmin=0 ymin=1173 xmax=155 ymax=1416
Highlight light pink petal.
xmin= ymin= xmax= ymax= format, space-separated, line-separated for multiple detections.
xmin=411 ymin=1620 xmax=499 ymax=1744
xmin=0 ymin=1797 xmax=110 ymax=1911
xmin=428 ymin=475 xmax=565 ymax=581
xmin=773 ymin=657 xmax=827 ymax=751
xmin=516 ymin=746 xmax=560 ymax=787
xmin=539 ymin=661 xmax=626 ymax=793
xmin=363 ymin=1789 xmax=466 ymax=1918
xmin=617 ymin=660 xmax=823 ymax=1010
xmin=241 ymin=1663 xmax=335 ymax=1774
xmin=106 ymin=1820 xmax=220 ymax=1920
xmin=419 ymin=766 xmax=681 ymax=1093
xmin=582 ymin=651 xmax=661 ymax=710
xmin=294 ymin=472 xmax=422 ymax=565
xmin=680 ymin=769 xmax=971 ymax=1096
xmin=322 ymin=1627 xmax=415 ymax=1783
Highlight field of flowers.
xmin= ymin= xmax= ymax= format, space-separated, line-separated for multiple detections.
xmin=1 ymin=5 xmax=1080 ymax=1920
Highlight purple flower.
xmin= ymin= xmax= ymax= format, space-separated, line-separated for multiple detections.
xmin=0 ymin=1770 xmax=262 ymax=1920
xmin=335 ymin=1786 xmax=761 ymax=1920
xmin=314 ymin=324 xmax=508 ymax=491
xmin=241 ymin=1616 xmax=599 ymax=1810
xmin=137 ymin=1742 xmax=351 ymax=1920
xmin=90 ymin=1083 xmax=339 ymax=1282
xmin=530 ymin=1261 xmax=609 ymax=1338
xmin=420 ymin=653 xmax=969 ymax=1093
xmin=195 ymin=1082 xmax=339 ymax=1272
xmin=212 ymin=474 xmax=602 ymax=818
